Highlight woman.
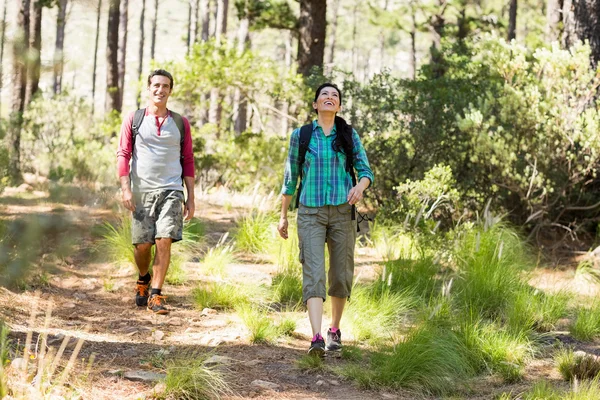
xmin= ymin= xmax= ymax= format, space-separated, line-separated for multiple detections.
xmin=277 ymin=83 xmax=374 ymax=356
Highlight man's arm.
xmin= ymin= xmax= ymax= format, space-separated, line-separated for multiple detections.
xmin=277 ymin=194 xmax=293 ymax=239
xmin=117 ymin=112 xmax=136 ymax=211
xmin=183 ymin=176 xmax=195 ymax=221
xmin=120 ymin=176 xmax=135 ymax=211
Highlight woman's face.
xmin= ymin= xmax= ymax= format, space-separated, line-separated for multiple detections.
xmin=313 ymin=86 xmax=341 ymax=114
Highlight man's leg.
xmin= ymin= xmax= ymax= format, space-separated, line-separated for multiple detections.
xmin=151 ymin=238 xmax=172 ymax=290
xmin=134 ymin=243 xmax=152 ymax=276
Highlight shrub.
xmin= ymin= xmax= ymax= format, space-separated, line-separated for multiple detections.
xmin=235 ymin=210 xmax=278 ymax=254
xmin=164 ymin=356 xmax=231 ymax=400
xmin=570 ymin=303 xmax=600 ymax=341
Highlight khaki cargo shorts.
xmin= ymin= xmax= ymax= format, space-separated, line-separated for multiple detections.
xmin=297 ymin=203 xmax=357 ymax=303
xmin=131 ymin=190 xmax=184 ymax=244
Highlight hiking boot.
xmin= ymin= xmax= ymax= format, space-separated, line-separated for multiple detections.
xmin=147 ymin=294 xmax=169 ymax=315
xmin=135 ymin=280 xmax=150 ymax=307
xmin=326 ymin=328 xmax=342 ymax=351
xmin=308 ymin=334 xmax=325 ymax=357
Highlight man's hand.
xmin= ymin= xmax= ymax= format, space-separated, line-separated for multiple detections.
xmin=122 ymin=188 xmax=135 ymax=212
xmin=277 ymin=217 xmax=289 ymax=239
xmin=184 ymin=199 xmax=195 ymax=221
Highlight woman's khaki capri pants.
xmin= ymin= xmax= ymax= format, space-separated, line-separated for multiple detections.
xmin=297 ymin=203 xmax=357 ymax=303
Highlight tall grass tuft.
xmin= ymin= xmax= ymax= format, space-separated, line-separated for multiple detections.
xmin=455 ymin=223 xmax=533 ymax=319
xmin=165 ymin=254 xmax=187 ymax=285
xmin=555 ymin=348 xmax=600 ymax=381
xmin=500 ymin=381 xmax=562 ymax=400
xmin=235 ymin=210 xmax=277 ymax=254
xmin=202 ymin=234 xmax=235 ymax=278
xmin=237 ymin=304 xmax=277 ymax=344
xmin=570 ymin=302 xmax=600 ymax=340
xmin=364 ymin=323 xmax=474 ymax=394
xmin=505 ymin=288 xmax=569 ymax=333
xmin=369 ymin=223 xmax=419 ymax=261
xmin=192 ymin=282 xmax=248 ymax=310
xmin=342 ymin=284 xmax=415 ymax=345
xmin=378 ymin=256 xmax=440 ymax=299
xmin=164 ymin=356 xmax=231 ymax=400
xmin=459 ymin=318 xmax=533 ymax=383
xmin=296 ymin=355 xmax=325 ymax=372
xmin=271 ymin=269 xmax=303 ymax=307
xmin=101 ymin=215 xmax=134 ymax=265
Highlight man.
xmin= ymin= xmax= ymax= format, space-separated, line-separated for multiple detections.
xmin=116 ymin=69 xmax=195 ymax=314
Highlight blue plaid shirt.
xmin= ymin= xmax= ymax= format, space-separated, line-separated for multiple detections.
xmin=281 ymin=120 xmax=374 ymax=207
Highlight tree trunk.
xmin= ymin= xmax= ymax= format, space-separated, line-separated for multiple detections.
xmin=92 ymin=0 xmax=102 ymax=114
xmin=118 ymin=0 xmax=128 ymax=110
xmin=188 ymin=0 xmax=200 ymax=51
xmin=429 ymin=0 xmax=446 ymax=78
xmin=378 ymin=0 xmax=389 ymax=73
xmin=105 ymin=0 xmax=121 ymax=113
xmin=7 ymin=0 xmax=31 ymax=183
xmin=150 ymin=0 xmax=158 ymax=59
xmin=25 ymin=0 xmax=42 ymax=105
xmin=200 ymin=0 xmax=209 ymax=41
xmin=508 ymin=0 xmax=517 ymax=41
xmin=136 ymin=0 xmax=145 ymax=108
xmin=209 ymin=0 xmax=228 ymax=127
xmin=410 ymin=7 xmax=417 ymax=80
xmin=351 ymin=1 xmax=358 ymax=76
xmin=0 ymin=0 xmax=7 ymax=114
xmin=297 ymin=0 xmax=327 ymax=77
xmin=53 ymin=0 xmax=68 ymax=95
xmin=326 ymin=0 xmax=340 ymax=67
xmin=233 ymin=17 xmax=250 ymax=135
xmin=546 ymin=0 xmax=563 ymax=41
xmin=563 ymin=0 xmax=600 ymax=65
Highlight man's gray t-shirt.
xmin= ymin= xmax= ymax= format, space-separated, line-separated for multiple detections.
xmin=131 ymin=114 xmax=184 ymax=193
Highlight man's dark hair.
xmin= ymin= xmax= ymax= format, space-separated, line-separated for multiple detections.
xmin=147 ymin=69 xmax=174 ymax=89
xmin=313 ymin=82 xmax=343 ymax=112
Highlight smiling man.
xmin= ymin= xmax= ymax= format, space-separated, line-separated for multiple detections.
xmin=116 ymin=69 xmax=195 ymax=315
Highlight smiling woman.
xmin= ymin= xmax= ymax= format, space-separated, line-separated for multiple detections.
xmin=277 ymin=83 xmax=374 ymax=357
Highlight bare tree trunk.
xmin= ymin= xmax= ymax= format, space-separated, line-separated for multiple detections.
xmin=297 ymin=0 xmax=327 ymax=77
xmin=136 ymin=0 xmax=145 ymax=108
xmin=378 ymin=0 xmax=389 ymax=73
xmin=209 ymin=0 xmax=227 ymax=127
xmin=233 ymin=17 xmax=250 ymax=135
xmin=118 ymin=0 xmax=128 ymax=110
xmin=53 ymin=0 xmax=68 ymax=94
xmin=410 ymin=6 xmax=417 ymax=80
xmin=562 ymin=0 xmax=600 ymax=65
xmin=25 ymin=0 xmax=41 ymax=105
xmin=0 ymin=0 xmax=7 ymax=115
xmin=429 ymin=0 xmax=447 ymax=78
xmin=187 ymin=0 xmax=192 ymax=52
xmin=351 ymin=1 xmax=358 ymax=76
xmin=7 ymin=0 xmax=31 ymax=183
xmin=92 ymin=0 xmax=102 ymax=114
xmin=188 ymin=0 xmax=200 ymax=51
xmin=326 ymin=0 xmax=340 ymax=67
xmin=280 ymin=30 xmax=292 ymax=135
xmin=200 ymin=0 xmax=209 ymax=41
xmin=508 ymin=0 xmax=517 ymax=41
xmin=150 ymin=0 xmax=158 ymax=59
xmin=546 ymin=0 xmax=563 ymax=41
xmin=105 ymin=0 xmax=121 ymax=113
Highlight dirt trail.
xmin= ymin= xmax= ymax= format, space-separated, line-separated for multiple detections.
xmin=0 ymin=187 xmax=576 ymax=399
xmin=0 ymin=188 xmax=399 ymax=400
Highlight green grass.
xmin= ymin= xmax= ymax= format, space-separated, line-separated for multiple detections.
xmin=295 ymin=354 xmax=325 ymax=372
xmin=201 ymin=234 xmax=235 ymax=277
xmin=274 ymin=316 xmax=297 ymax=336
xmin=192 ymin=282 xmax=248 ymax=310
xmin=505 ymin=288 xmax=570 ymax=333
xmin=459 ymin=318 xmax=533 ymax=383
xmin=498 ymin=380 xmax=562 ymax=400
xmin=237 ymin=304 xmax=277 ymax=344
xmin=570 ymin=302 xmax=600 ymax=340
xmin=455 ymin=223 xmax=533 ymax=319
xmin=341 ymin=345 xmax=363 ymax=361
xmin=555 ymin=348 xmax=600 ymax=381
xmin=361 ymin=324 xmax=474 ymax=394
xmin=379 ymin=256 xmax=440 ymax=299
xmin=163 ymin=356 xmax=231 ymax=400
xmin=271 ymin=270 xmax=303 ymax=306
xmin=100 ymin=215 xmax=135 ymax=265
xmin=234 ymin=210 xmax=277 ymax=254
xmin=342 ymin=284 xmax=415 ymax=345
xmin=165 ymin=254 xmax=187 ymax=285
xmin=369 ymin=223 xmax=420 ymax=261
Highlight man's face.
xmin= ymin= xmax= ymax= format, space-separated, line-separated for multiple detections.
xmin=313 ymin=86 xmax=341 ymax=114
xmin=147 ymin=75 xmax=172 ymax=106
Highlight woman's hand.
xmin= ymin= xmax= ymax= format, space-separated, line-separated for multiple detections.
xmin=278 ymin=217 xmax=289 ymax=239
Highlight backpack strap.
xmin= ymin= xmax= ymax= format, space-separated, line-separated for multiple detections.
xmin=131 ymin=108 xmax=146 ymax=150
xmin=295 ymin=123 xmax=313 ymax=209
xmin=170 ymin=111 xmax=186 ymax=158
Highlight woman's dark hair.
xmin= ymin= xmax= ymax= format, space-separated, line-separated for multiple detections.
xmin=314 ymin=83 xmax=353 ymax=162
xmin=147 ymin=69 xmax=174 ymax=89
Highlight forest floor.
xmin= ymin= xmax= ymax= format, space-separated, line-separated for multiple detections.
xmin=0 ymin=183 xmax=597 ymax=400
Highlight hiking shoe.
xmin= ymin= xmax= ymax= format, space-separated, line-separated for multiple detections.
xmin=326 ymin=328 xmax=342 ymax=351
xmin=135 ymin=280 xmax=150 ymax=307
xmin=308 ymin=334 xmax=325 ymax=357
xmin=147 ymin=294 xmax=169 ymax=315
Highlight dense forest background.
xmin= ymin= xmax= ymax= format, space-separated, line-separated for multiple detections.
xmin=3 ymin=0 xmax=600 ymax=243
